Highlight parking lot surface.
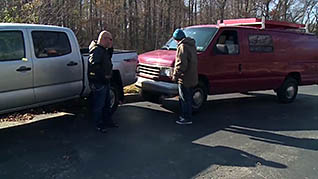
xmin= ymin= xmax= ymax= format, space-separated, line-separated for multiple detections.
xmin=0 ymin=85 xmax=317 ymax=179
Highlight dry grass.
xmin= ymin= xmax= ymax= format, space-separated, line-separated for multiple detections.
xmin=124 ymin=84 xmax=140 ymax=94
xmin=0 ymin=85 xmax=140 ymax=123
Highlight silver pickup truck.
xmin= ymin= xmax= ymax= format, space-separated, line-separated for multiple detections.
xmin=0 ymin=23 xmax=138 ymax=114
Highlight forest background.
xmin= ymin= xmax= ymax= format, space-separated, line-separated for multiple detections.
xmin=1 ymin=0 xmax=317 ymax=53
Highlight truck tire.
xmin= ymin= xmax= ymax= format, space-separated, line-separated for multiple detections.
xmin=110 ymin=83 xmax=120 ymax=114
xmin=276 ymin=77 xmax=298 ymax=103
xmin=192 ymin=81 xmax=208 ymax=112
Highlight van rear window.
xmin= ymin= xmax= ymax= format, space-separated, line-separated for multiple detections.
xmin=248 ymin=35 xmax=273 ymax=53
xmin=32 ymin=31 xmax=71 ymax=58
xmin=0 ymin=31 xmax=25 ymax=61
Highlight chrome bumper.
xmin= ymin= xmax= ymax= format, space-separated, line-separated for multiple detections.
xmin=136 ymin=77 xmax=178 ymax=95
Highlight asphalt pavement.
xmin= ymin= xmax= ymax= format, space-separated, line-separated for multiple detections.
xmin=0 ymin=85 xmax=317 ymax=179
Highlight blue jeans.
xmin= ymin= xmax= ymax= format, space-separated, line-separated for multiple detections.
xmin=90 ymin=83 xmax=112 ymax=127
xmin=178 ymin=84 xmax=193 ymax=120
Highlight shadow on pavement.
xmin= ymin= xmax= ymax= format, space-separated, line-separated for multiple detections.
xmin=0 ymin=102 xmax=287 ymax=179
xmin=223 ymin=126 xmax=318 ymax=151
xmin=0 ymin=91 xmax=317 ymax=178
xmin=160 ymin=92 xmax=318 ymax=151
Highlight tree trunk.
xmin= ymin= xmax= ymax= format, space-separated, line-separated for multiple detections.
xmin=134 ymin=0 xmax=139 ymax=52
xmin=124 ymin=0 xmax=128 ymax=49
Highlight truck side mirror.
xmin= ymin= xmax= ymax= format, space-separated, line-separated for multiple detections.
xmin=216 ymin=44 xmax=228 ymax=54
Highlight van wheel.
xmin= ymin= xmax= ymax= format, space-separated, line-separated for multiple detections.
xmin=110 ymin=83 xmax=120 ymax=114
xmin=192 ymin=81 xmax=208 ymax=112
xmin=140 ymin=90 xmax=161 ymax=102
xmin=276 ymin=77 xmax=298 ymax=103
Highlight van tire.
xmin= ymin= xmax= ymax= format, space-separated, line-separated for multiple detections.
xmin=110 ymin=83 xmax=120 ymax=114
xmin=192 ymin=81 xmax=208 ymax=112
xmin=276 ymin=77 xmax=298 ymax=103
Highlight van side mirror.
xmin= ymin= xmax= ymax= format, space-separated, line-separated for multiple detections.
xmin=216 ymin=44 xmax=228 ymax=54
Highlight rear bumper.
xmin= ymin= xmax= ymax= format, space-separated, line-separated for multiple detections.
xmin=135 ymin=76 xmax=178 ymax=95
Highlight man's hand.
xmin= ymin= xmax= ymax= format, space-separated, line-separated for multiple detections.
xmin=172 ymin=76 xmax=176 ymax=82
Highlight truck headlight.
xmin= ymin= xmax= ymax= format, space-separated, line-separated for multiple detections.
xmin=160 ymin=67 xmax=173 ymax=77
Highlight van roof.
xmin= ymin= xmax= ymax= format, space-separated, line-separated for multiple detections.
xmin=218 ymin=18 xmax=305 ymax=30
xmin=186 ymin=18 xmax=305 ymax=30
xmin=186 ymin=24 xmax=260 ymax=30
xmin=0 ymin=23 xmax=70 ymax=31
xmin=185 ymin=18 xmax=315 ymax=36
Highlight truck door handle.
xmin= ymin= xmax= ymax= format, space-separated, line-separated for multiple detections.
xmin=67 ymin=61 xmax=78 ymax=66
xmin=16 ymin=66 xmax=31 ymax=72
xmin=238 ymin=64 xmax=242 ymax=72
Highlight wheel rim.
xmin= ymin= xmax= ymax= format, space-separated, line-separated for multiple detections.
xmin=193 ymin=89 xmax=204 ymax=109
xmin=286 ymin=85 xmax=295 ymax=99
xmin=110 ymin=88 xmax=115 ymax=108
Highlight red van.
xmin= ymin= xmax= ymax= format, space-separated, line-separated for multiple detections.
xmin=136 ymin=18 xmax=318 ymax=110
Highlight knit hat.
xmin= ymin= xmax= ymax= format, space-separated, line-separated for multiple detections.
xmin=173 ymin=29 xmax=186 ymax=40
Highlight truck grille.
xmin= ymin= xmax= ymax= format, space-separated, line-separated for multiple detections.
xmin=137 ymin=63 xmax=160 ymax=78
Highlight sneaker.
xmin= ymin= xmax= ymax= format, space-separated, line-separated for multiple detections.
xmin=179 ymin=116 xmax=185 ymax=120
xmin=96 ymin=126 xmax=108 ymax=133
xmin=176 ymin=117 xmax=192 ymax=125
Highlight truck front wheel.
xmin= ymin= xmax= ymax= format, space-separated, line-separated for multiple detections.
xmin=192 ymin=81 xmax=208 ymax=112
xmin=276 ymin=77 xmax=298 ymax=103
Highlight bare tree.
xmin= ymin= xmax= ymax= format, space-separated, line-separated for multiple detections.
xmin=1 ymin=0 xmax=317 ymax=52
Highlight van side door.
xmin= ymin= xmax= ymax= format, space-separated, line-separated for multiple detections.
xmin=30 ymin=30 xmax=83 ymax=103
xmin=202 ymin=29 xmax=245 ymax=94
xmin=240 ymin=30 xmax=279 ymax=90
xmin=0 ymin=29 xmax=35 ymax=111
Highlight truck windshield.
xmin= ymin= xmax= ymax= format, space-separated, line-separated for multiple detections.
xmin=161 ymin=27 xmax=218 ymax=52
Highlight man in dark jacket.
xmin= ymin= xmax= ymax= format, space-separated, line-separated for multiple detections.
xmin=172 ymin=29 xmax=198 ymax=125
xmin=88 ymin=31 xmax=118 ymax=133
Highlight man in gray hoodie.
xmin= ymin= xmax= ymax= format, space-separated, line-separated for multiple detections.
xmin=172 ymin=29 xmax=198 ymax=125
xmin=88 ymin=31 xmax=118 ymax=133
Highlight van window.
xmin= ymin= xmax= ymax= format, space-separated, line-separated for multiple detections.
xmin=162 ymin=27 xmax=218 ymax=52
xmin=214 ymin=30 xmax=239 ymax=55
xmin=0 ymin=31 xmax=25 ymax=61
xmin=248 ymin=35 xmax=273 ymax=53
xmin=32 ymin=31 xmax=71 ymax=58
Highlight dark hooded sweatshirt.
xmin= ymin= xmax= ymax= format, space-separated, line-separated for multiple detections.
xmin=88 ymin=40 xmax=113 ymax=84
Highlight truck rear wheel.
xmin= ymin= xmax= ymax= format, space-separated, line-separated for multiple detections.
xmin=276 ymin=77 xmax=298 ymax=103
xmin=192 ymin=81 xmax=208 ymax=112
xmin=110 ymin=83 xmax=120 ymax=114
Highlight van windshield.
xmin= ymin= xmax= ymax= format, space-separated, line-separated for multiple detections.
xmin=161 ymin=27 xmax=218 ymax=52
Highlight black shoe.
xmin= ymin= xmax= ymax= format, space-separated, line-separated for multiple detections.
xmin=106 ymin=122 xmax=119 ymax=128
xmin=96 ymin=126 xmax=108 ymax=133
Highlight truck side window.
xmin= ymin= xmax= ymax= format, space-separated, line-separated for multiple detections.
xmin=32 ymin=31 xmax=71 ymax=58
xmin=0 ymin=31 xmax=25 ymax=61
xmin=214 ymin=30 xmax=239 ymax=55
xmin=248 ymin=35 xmax=273 ymax=53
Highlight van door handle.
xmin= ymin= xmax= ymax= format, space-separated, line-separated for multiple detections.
xmin=16 ymin=66 xmax=31 ymax=72
xmin=238 ymin=64 xmax=242 ymax=72
xmin=67 ymin=61 xmax=78 ymax=66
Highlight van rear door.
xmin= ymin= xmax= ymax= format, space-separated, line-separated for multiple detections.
xmin=0 ymin=29 xmax=35 ymax=111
